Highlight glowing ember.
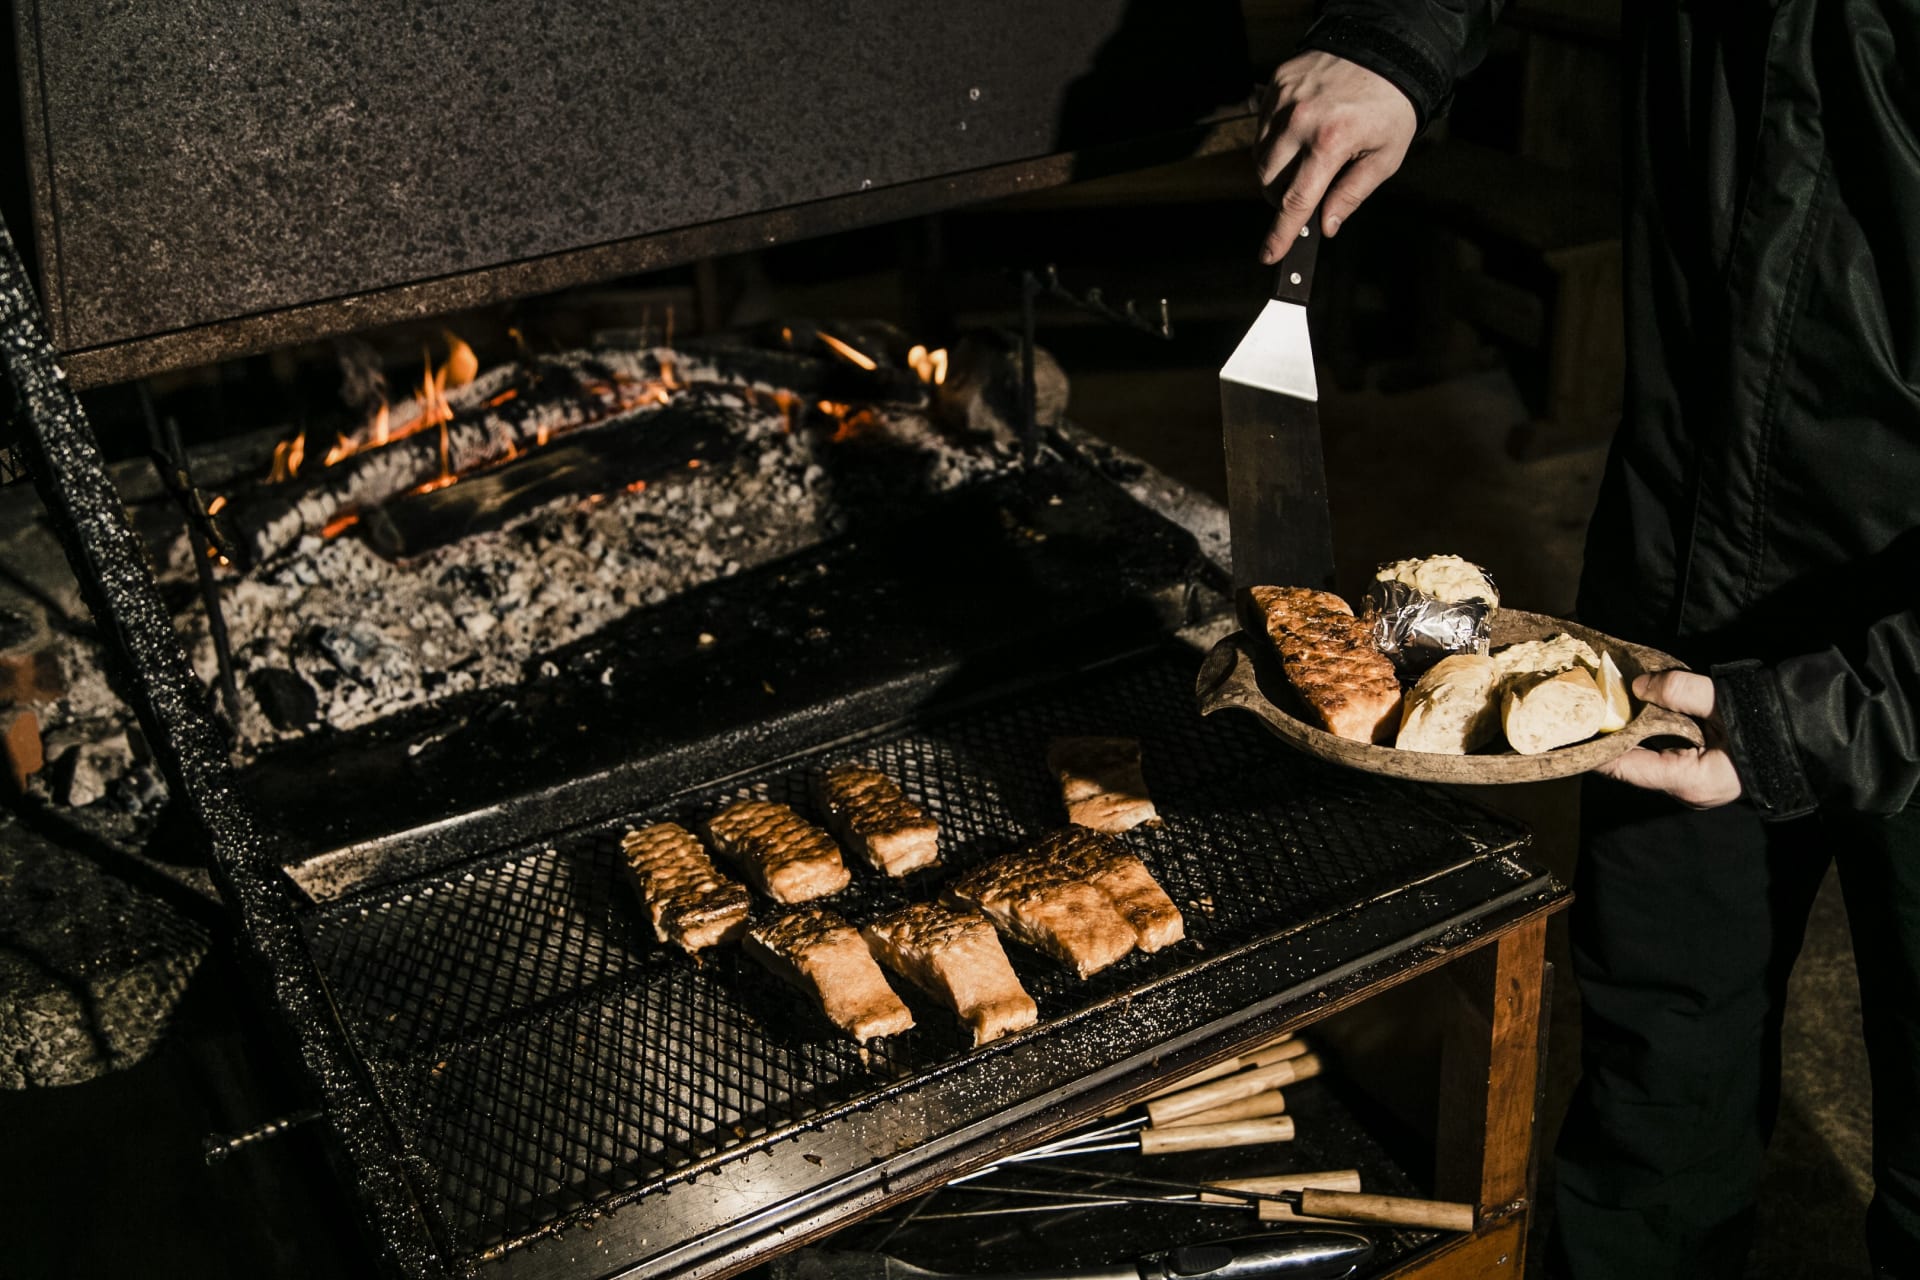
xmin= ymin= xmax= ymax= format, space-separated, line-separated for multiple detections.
xmin=819 ymin=332 xmax=878 ymax=371
xmin=321 ymin=511 xmax=361 ymax=539
xmin=625 ymin=479 xmax=649 ymax=494
xmin=206 ymin=495 xmax=228 ymax=516
xmin=268 ymin=430 xmax=308 ymax=483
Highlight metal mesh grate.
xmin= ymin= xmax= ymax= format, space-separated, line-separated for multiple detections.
xmin=300 ymin=647 xmax=1522 ymax=1261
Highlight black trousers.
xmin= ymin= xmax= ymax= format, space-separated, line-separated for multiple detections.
xmin=1548 ymin=778 xmax=1920 ymax=1278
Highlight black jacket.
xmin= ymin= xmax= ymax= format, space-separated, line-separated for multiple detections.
xmin=1302 ymin=0 xmax=1920 ymax=818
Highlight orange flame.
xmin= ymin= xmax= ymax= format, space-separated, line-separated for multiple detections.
xmin=907 ymin=344 xmax=948 ymax=386
xmin=321 ymin=511 xmax=361 ymax=539
xmin=818 ymin=332 xmax=878 ymax=371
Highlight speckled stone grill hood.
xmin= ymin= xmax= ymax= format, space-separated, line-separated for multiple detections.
xmin=12 ymin=0 xmax=1252 ymax=388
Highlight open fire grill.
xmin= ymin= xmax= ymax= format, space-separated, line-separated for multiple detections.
xmin=4 ymin=5 xmax=1564 ymax=1278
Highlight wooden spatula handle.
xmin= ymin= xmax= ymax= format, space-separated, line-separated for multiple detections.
xmin=1295 ymin=1189 xmax=1476 ymax=1232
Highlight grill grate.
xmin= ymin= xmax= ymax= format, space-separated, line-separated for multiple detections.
xmin=301 ymin=647 xmax=1523 ymax=1263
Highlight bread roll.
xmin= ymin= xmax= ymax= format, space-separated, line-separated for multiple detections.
xmin=1597 ymin=652 xmax=1632 ymax=733
xmin=1395 ymin=654 xmax=1502 ymax=754
xmin=1491 ymin=633 xmax=1600 ymax=681
xmin=1502 ymin=668 xmax=1606 ymax=754
xmin=1375 ymin=555 xmax=1498 ymax=606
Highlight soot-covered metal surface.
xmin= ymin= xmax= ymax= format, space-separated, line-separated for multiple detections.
xmin=300 ymin=646 xmax=1549 ymax=1279
xmin=16 ymin=0 xmax=1252 ymax=375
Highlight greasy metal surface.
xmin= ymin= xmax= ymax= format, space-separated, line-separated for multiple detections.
xmin=17 ymin=0 xmax=1252 ymax=382
xmin=259 ymin=452 xmax=1210 ymax=888
xmin=0 ymin=217 xmax=445 ymax=1275
xmin=299 ymin=646 xmax=1545 ymax=1279
xmin=1196 ymin=613 xmax=1707 ymax=783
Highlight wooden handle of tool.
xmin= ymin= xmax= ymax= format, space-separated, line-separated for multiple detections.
xmin=1148 ymin=1053 xmax=1323 ymax=1125
xmin=1241 ymin=1038 xmax=1309 ymax=1069
xmin=1163 ymin=1090 xmax=1286 ymax=1128
xmin=1137 ymin=1115 xmax=1296 ymax=1154
xmin=1294 ymin=1189 xmax=1476 ymax=1232
xmin=1202 ymin=1169 xmax=1362 ymax=1205
xmin=1141 ymin=1032 xmax=1298 ymax=1102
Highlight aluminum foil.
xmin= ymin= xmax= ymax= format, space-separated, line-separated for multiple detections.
xmin=1367 ymin=574 xmax=1497 ymax=680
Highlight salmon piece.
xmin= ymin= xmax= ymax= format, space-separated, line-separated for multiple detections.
xmin=704 ymin=800 xmax=851 ymax=903
xmin=862 ymin=902 xmax=1038 ymax=1046
xmin=947 ymin=842 xmax=1138 ymax=979
xmin=1048 ymin=736 xmax=1158 ymax=833
xmin=620 ymin=822 xmax=752 ymax=954
xmin=1248 ymin=585 xmax=1403 ymax=744
xmin=813 ymin=764 xmax=940 ymax=876
xmin=1047 ymin=827 xmax=1186 ymax=952
xmin=746 ymin=908 xmax=914 ymax=1043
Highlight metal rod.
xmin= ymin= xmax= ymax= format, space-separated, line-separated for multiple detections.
xmin=139 ymin=392 xmax=242 ymax=736
xmin=203 ymin=1108 xmax=325 ymax=1165
xmin=1026 ymin=1164 xmax=1283 ymax=1206
xmin=1020 ymin=268 xmax=1039 ymax=462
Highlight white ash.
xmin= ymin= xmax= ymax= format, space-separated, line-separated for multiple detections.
xmin=42 ymin=380 xmax=1019 ymax=785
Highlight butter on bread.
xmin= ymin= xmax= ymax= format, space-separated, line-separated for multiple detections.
xmin=1395 ymin=654 xmax=1503 ymax=754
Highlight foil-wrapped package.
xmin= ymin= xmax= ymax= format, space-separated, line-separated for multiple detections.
xmin=1367 ymin=560 xmax=1499 ymax=680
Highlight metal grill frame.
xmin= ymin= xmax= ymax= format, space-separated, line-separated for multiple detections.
xmin=296 ymin=649 xmax=1553 ymax=1280
xmin=4 ymin=213 xmax=1558 ymax=1280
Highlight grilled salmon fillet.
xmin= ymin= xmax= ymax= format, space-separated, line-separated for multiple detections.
xmin=746 ymin=908 xmax=915 ymax=1043
xmin=1047 ymin=736 xmax=1158 ymax=833
xmin=1249 ymin=585 xmax=1403 ymax=744
xmin=620 ymin=823 xmax=752 ymax=954
xmin=813 ymin=764 xmax=940 ymax=877
xmin=1046 ymin=827 xmax=1186 ymax=952
xmin=862 ymin=902 xmax=1038 ymax=1046
xmin=704 ymin=800 xmax=851 ymax=903
xmin=947 ymin=844 xmax=1138 ymax=979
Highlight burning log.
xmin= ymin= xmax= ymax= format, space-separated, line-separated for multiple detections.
xmin=224 ymin=346 xmax=929 ymax=566
xmin=359 ymin=400 xmax=740 ymax=559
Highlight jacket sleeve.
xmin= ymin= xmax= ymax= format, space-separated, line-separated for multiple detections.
xmin=1295 ymin=1 xmax=1506 ymax=131
xmin=1714 ymin=606 xmax=1920 ymax=819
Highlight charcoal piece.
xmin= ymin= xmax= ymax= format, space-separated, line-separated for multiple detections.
xmin=359 ymin=401 xmax=741 ymax=560
xmin=248 ymin=667 xmax=319 ymax=730
xmin=934 ymin=330 xmax=1069 ymax=447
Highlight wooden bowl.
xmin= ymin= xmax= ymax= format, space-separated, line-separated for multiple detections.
xmin=1195 ymin=609 xmax=1705 ymax=784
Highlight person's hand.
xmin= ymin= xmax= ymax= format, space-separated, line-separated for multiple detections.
xmin=1593 ymin=672 xmax=1744 ymax=809
xmin=1254 ymin=52 xmax=1419 ymax=264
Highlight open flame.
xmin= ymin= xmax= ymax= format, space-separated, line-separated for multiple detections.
xmin=907 ymin=344 xmax=948 ymax=386
xmin=818 ymin=331 xmax=878 ymax=371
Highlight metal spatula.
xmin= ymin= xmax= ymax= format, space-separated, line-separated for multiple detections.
xmin=1220 ymin=220 xmax=1334 ymax=595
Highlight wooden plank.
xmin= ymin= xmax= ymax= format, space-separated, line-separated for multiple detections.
xmin=1435 ymin=917 xmax=1550 ymax=1210
xmin=1381 ymin=1217 xmax=1525 ymax=1279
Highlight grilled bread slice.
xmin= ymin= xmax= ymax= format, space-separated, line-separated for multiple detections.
xmin=704 ymin=800 xmax=851 ymax=903
xmin=746 ymin=908 xmax=915 ymax=1044
xmin=620 ymin=823 xmax=752 ymax=954
xmin=1041 ymin=827 xmax=1186 ymax=952
xmin=863 ymin=902 xmax=1038 ymax=1046
xmin=813 ymin=764 xmax=940 ymax=877
xmin=1249 ymin=585 xmax=1403 ymax=744
xmin=947 ymin=845 xmax=1138 ymax=979
xmin=1047 ymin=736 xmax=1159 ymax=833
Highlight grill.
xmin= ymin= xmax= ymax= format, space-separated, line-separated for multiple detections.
xmin=4 ymin=9 xmax=1565 ymax=1274
xmin=297 ymin=646 xmax=1543 ymax=1276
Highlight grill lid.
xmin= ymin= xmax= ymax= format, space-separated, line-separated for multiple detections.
xmin=13 ymin=0 xmax=1254 ymax=387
